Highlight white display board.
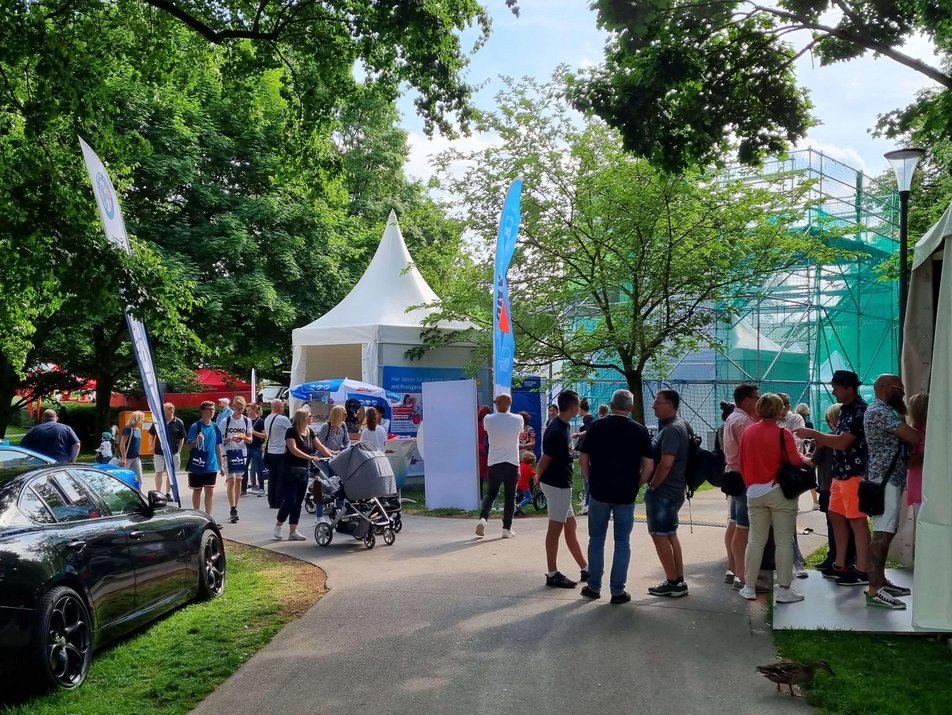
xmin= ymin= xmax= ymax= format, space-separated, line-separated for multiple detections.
xmin=421 ymin=380 xmax=479 ymax=510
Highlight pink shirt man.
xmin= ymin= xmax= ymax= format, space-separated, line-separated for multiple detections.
xmin=723 ymin=407 xmax=755 ymax=473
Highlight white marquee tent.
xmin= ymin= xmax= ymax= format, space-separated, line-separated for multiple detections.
xmin=902 ymin=199 xmax=952 ymax=631
xmin=290 ymin=211 xmax=473 ymax=398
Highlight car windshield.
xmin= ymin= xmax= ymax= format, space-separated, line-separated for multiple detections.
xmin=0 ymin=447 xmax=51 ymax=468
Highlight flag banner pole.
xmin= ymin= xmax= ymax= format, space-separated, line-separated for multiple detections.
xmin=493 ymin=179 xmax=523 ymax=398
xmin=79 ymin=136 xmax=181 ymax=505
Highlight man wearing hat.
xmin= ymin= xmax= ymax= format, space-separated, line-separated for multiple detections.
xmin=797 ymin=370 xmax=870 ymax=586
xmin=475 ymin=393 xmax=525 ymax=539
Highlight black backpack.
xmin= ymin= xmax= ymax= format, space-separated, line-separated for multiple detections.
xmin=684 ymin=427 xmax=725 ymax=499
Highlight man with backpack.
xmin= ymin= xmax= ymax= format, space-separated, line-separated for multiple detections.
xmin=577 ymin=389 xmax=653 ymax=604
xmin=721 ymin=383 xmax=759 ymax=590
xmin=221 ymin=396 xmax=253 ymax=523
xmin=645 ymin=389 xmax=693 ymax=597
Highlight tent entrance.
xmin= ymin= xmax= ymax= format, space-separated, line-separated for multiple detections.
xmin=299 ymin=344 xmax=364 ymax=384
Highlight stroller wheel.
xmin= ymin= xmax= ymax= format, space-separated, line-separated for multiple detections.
xmin=374 ymin=526 xmax=384 ymax=535
xmin=533 ymin=489 xmax=547 ymax=512
xmin=363 ymin=531 xmax=376 ymax=550
xmin=303 ymin=495 xmax=316 ymax=515
xmin=314 ymin=522 xmax=333 ymax=547
xmin=382 ymin=527 xmax=396 ymax=546
xmin=393 ymin=515 xmax=403 ymax=533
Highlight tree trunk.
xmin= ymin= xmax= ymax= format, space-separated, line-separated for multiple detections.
xmin=94 ymin=374 xmax=116 ymax=436
xmin=625 ymin=370 xmax=646 ymax=424
xmin=0 ymin=357 xmax=22 ymax=440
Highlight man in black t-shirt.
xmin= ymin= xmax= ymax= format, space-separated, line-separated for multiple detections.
xmin=537 ymin=389 xmax=589 ymax=589
xmin=578 ymin=390 xmax=654 ymax=604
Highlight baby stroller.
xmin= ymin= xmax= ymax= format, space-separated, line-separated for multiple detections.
xmin=313 ymin=442 xmax=398 ymax=550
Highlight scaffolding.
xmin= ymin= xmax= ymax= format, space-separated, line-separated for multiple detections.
xmin=560 ymin=149 xmax=900 ymax=445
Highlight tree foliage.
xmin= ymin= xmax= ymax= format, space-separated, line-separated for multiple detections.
xmin=574 ymin=1 xmax=952 ymax=172
xmin=429 ymin=73 xmax=837 ymax=420
xmin=0 ymin=0 xmax=466 ymax=436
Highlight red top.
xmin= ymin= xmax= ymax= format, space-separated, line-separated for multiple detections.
xmin=738 ymin=421 xmax=804 ymax=487
xmin=518 ymin=462 xmax=536 ymax=491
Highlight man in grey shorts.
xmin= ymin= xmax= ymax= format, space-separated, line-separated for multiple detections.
xmin=150 ymin=402 xmax=186 ymax=496
xmin=862 ymin=374 xmax=921 ymax=609
xmin=537 ymin=390 xmax=588 ymax=588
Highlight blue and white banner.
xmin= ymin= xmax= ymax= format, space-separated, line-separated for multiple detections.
xmin=493 ymin=179 xmax=522 ymax=397
xmin=80 ymin=137 xmax=180 ymax=503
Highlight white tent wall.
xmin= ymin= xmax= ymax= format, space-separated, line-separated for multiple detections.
xmin=901 ymin=199 xmax=952 ymax=631
xmin=290 ymin=211 xmax=475 ymax=409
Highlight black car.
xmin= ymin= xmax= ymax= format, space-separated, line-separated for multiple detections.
xmin=0 ymin=464 xmax=225 ymax=691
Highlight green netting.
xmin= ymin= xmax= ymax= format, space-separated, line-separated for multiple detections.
xmin=557 ymin=149 xmax=899 ymax=440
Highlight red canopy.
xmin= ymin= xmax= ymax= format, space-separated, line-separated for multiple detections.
xmin=195 ymin=368 xmax=251 ymax=391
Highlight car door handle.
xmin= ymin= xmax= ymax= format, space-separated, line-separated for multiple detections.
xmin=129 ymin=531 xmax=144 ymax=540
xmin=65 ymin=540 xmax=86 ymax=551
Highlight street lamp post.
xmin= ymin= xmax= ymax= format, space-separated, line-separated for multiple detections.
xmin=884 ymin=147 xmax=925 ymax=362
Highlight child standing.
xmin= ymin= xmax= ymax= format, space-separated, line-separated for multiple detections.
xmin=515 ymin=450 xmax=537 ymax=516
xmin=95 ymin=431 xmax=114 ymax=464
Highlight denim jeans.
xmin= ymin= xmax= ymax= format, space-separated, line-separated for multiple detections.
xmin=245 ymin=446 xmax=264 ymax=490
xmin=586 ymin=497 xmax=636 ymax=595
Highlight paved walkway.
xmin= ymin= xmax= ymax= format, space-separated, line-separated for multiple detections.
xmin=192 ymin=490 xmax=824 ymax=714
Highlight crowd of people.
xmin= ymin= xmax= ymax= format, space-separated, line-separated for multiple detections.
xmin=473 ymin=369 xmax=926 ymax=608
xmin=19 ymin=372 xmax=926 ymax=610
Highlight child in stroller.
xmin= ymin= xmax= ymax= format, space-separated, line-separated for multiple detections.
xmin=311 ymin=455 xmax=397 ymax=550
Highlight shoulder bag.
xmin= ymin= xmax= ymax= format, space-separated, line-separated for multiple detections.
xmin=186 ymin=423 xmax=211 ymax=474
xmin=776 ymin=428 xmax=817 ymax=499
xmin=857 ymin=445 xmax=901 ymax=516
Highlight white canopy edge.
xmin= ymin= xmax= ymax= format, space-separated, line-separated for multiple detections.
xmin=903 ymin=199 xmax=952 ymax=631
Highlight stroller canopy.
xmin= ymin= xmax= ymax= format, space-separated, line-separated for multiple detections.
xmin=329 ymin=442 xmax=397 ymax=500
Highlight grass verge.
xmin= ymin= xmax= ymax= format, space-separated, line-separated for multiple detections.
xmin=1 ymin=541 xmax=326 ymax=715
xmin=774 ymin=545 xmax=952 ymax=714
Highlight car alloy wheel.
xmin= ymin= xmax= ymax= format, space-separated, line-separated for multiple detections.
xmin=34 ymin=586 xmax=91 ymax=690
xmin=198 ymin=529 xmax=226 ymax=599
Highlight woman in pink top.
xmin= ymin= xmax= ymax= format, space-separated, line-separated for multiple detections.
xmin=738 ymin=394 xmax=808 ymax=604
xmin=906 ymin=393 xmax=928 ymax=511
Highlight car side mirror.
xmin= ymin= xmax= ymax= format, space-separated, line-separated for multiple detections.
xmin=147 ymin=490 xmax=168 ymax=510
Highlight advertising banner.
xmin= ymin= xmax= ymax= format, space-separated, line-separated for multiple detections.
xmin=382 ymin=366 xmax=465 ymax=476
xmin=80 ymin=137 xmax=180 ymax=503
xmin=493 ymin=179 xmax=522 ymax=397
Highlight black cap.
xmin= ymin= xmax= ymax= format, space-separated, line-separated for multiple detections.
xmin=831 ymin=370 xmax=861 ymax=388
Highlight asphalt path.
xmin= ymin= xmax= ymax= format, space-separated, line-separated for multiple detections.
xmin=191 ymin=489 xmax=825 ymax=715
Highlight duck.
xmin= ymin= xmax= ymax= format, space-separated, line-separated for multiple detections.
xmin=755 ymin=659 xmax=835 ymax=695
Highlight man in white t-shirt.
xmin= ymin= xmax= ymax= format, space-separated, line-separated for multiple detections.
xmin=264 ymin=399 xmax=292 ymax=509
xmin=475 ymin=393 xmax=525 ymax=539
xmin=221 ymin=396 xmax=252 ymax=523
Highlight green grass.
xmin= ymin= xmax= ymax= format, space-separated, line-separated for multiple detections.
xmin=774 ymin=543 xmax=951 ymax=713
xmin=775 ymin=630 xmax=952 ymax=714
xmin=2 ymin=542 xmax=325 ymax=715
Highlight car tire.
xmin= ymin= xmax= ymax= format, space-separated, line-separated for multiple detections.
xmin=30 ymin=585 xmax=92 ymax=691
xmin=198 ymin=529 xmax=226 ymax=600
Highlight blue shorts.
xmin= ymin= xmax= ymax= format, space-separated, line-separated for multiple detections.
xmin=729 ymin=492 xmax=750 ymax=528
xmin=644 ymin=489 xmax=683 ymax=536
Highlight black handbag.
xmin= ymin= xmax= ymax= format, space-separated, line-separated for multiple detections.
xmin=857 ymin=445 xmax=901 ymax=516
xmin=776 ymin=428 xmax=817 ymax=499
xmin=720 ymin=470 xmax=746 ymax=497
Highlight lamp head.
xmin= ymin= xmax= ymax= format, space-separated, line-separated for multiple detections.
xmin=884 ymin=148 xmax=926 ymax=193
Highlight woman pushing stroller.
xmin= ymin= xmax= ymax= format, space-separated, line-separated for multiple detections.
xmin=274 ymin=408 xmax=334 ymax=541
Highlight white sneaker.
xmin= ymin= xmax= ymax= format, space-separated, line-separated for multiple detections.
xmin=739 ymin=585 xmax=757 ymax=600
xmin=775 ymin=586 xmax=805 ymax=604
xmin=287 ymin=531 xmax=307 ymax=541
xmin=272 ymin=525 xmax=283 ymax=540
xmin=475 ymin=518 xmax=487 ymax=537
xmin=502 ymin=528 xmax=515 ymax=539
xmin=794 ymin=563 xmax=809 ymax=579
xmin=580 ymin=505 xmax=589 ymax=515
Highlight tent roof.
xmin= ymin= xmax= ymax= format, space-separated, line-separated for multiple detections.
xmin=913 ymin=199 xmax=952 ymax=270
xmin=195 ymin=368 xmax=250 ymax=390
xmin=297 ymin=211 xmax=470 ymax=337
